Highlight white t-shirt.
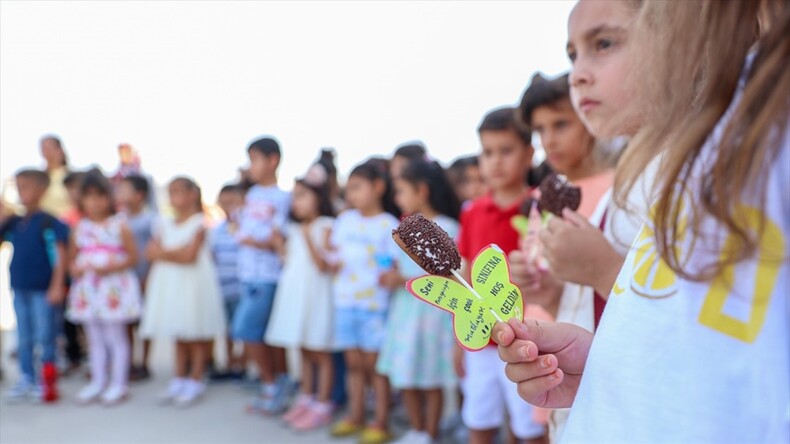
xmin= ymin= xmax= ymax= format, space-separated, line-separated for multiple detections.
xmin=331 ymin=209 xmax=400 ymax=311
xmin=562 ymin=77 xmax=790 ymax=443
xmin=237 ymin=184 xmax=291 ymax=284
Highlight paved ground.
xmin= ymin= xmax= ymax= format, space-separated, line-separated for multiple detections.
xmin=0 ymin=332 xmax=364 ymax=444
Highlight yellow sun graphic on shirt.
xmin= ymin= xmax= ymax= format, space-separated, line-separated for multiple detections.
xmin=626 ymin=196 xmax=692 ymax=299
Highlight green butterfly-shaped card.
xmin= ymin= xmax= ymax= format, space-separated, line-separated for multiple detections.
xmin=405 ymin=244 xmax=524 ymax=351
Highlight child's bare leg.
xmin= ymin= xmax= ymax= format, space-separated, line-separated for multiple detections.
xmin=300 ymin=349 xmax=315 ymax=395
xmin=344 ymin=349 xmax=365 ymax=425
xmin=315 ymin=351 xmax=334 ymax=403
xmin=425 ymin=388 xmax=444 ymax=439
xmin=402 ymin=389 xmax=425 ymax=431
xmin=364 ymin=352 xmax=390 ymax=429
xmin=175 ymin=341 xmax=188 ymax=378
xmin=470 ymin=428 xmax=497 ymax=444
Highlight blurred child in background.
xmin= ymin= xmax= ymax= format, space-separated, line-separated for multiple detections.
xmin=67 ymin=171 xmax=142 ymax=405
xmin=1 ymin=169 xmax=68 ymax=403
xmin=329 ymin=160 xmax=400 ymax=444
xmin=456 ymin=107 xmax=545 ymax=444
xmin=209 ymin=184 xmax=246 ymax=380
xmin=377 ymin=160 xmax=461 ymax=444
xmin=267 ymin=160 xmax=337 ymax=431
xmin=234 ymin=137 xmax=292 ymax=414
xmin=116 ymin=174 xmax=156 ymax=381
xmin=141 ymin=177 xmax=226 ymax=407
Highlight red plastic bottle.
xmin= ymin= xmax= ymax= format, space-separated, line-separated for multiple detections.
xmin=42 ymin=362 xmax=59 ymax=403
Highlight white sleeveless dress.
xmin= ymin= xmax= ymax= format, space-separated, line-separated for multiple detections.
xmin=265 ymin=217 xmax=335 ymax=351
xmin=140 ymin=214 xmax=226 ymax=340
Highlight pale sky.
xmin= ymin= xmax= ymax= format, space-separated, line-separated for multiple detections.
xmin=0 ymin=0 xmax=575 ymax=201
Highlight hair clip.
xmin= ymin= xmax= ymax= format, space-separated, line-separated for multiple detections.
xmin=303 ymin=163 xmax=328 ymax=187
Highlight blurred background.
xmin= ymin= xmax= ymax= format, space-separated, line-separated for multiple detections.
xmin=1 ymin=0 xmax=574 ymax=332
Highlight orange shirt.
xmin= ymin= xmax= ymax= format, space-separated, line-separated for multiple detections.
xmin=572 ymin=170 xmax=614 ymax=219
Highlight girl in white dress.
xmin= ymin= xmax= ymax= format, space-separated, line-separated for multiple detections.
xmin=266 ymin=163 xmax=336 ymax=430
xmin=140 ymin=177 xmax=225 ymax=407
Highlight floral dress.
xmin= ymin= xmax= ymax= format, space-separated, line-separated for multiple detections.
xmin=376 ymin=215 xmax=459 ymax=389
xmin=67 ymin=215 xmax=142 ymax=323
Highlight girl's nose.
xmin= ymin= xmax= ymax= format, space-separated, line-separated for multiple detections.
xmin=569 ymin=59 xmax=593 ymax=87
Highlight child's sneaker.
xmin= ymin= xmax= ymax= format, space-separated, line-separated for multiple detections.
xmin=330 ymin=418 xmax=364 ymax=437
xmin=75 ymin=383 xmax=104 ymax=405
xmin=173 ymin=379 xmax=205 ymax=408
xmin=262 ymin=374 xmax=292 ymax=414
xmin=393 ymin=430 xmax=432 ymax=444
xmin=100 ymin=385 xmax=128 ymax=406
xmin=359 ymin=424 xmax=392 ymax=444
xmin=291 ymin=402 xmax=332 ymax=431
xmin=157 ymin=378 xmax=187 ymax=405
xmin=41 ymin=362 xmax=59 ymax=403
xmin=246 ymin=382 xmax=276 ymax=414
xmin=4 ymin=378 xmax=35 ymax=404
xmin=282 ymin=394 xmax=314 ymax=424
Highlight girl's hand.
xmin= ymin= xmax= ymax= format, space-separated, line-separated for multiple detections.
xmin=508 ymin=250 xmax=564 ymax=315
xmin=539 ymin=209 xmax=623 ymax=296
xmin=378 ymin=268 xmax=404 ymax=290
xmin=492 ymin=317 xmax=593 ymax=409
xmin=70 ymin=263 xmax=86 ymax=279
xmin=47 ymin=285 xmax=65 ymax=305
xmin=146 ymin=240 xmax=163 ymax=262
xmin=94 ymin=262 xmax=117 ymax=276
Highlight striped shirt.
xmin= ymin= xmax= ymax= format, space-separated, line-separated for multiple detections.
xmin=211 ymin=220 xmax=241 ymax=300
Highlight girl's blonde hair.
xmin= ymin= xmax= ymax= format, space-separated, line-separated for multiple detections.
xmin=616 ymin=0 xmax=789 ymax=281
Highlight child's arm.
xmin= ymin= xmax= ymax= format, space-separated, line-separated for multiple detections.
xmin=303 ymin=223 xmax=331 ymax=272
xmin=322 ymin=226 xmax=341 ymax=274
xmin=149 ymin=229 xmax=206 ymax=264
xmin=47 ymin=242 xmax=66 ymax=304
xmin=378 ymin=266 xmax=405 ymax=290
xmin=271 ymin=228 xmax=286 ymax=259
xmin=239 ymin=236 xmax=276 ymax=251
xmin=96 ymin=224 xmax=138 ymax=275
xmin=67 ymin=229 xmax=84 ymax=279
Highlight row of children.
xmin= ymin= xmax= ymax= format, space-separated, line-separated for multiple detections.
xmin=1 ymin=63 xmax=611 ymax=444
xmin=6 ymin=2 xmax=787 ymax=443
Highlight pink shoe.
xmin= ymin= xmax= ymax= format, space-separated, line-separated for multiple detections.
xmin=291 ymin=404 xmax=332 ymax=431
xmin=282 ymin=398 xmax=312 ymax=425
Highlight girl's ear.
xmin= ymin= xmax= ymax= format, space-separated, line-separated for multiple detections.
xmin=417 ymin=182 xmax=430 ymax=202
xmin=373 ymin=178 xmax=387 ymax=197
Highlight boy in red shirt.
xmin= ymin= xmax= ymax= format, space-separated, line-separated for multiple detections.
xmin=456 ymin=107 xmax=545 ymax=444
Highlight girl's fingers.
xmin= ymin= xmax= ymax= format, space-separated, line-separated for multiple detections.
xmin=493 ymin=321 xmax=517 ymax=346
xmin=544 ymin=216 xmax=566 ymax=234
xmin=496 ymin=338 xmax=539 ymax=363
xmin=561 ymin=208 xmax=591 ymax=228
xmin=516 ymin=368 xmax=565 ymax=407
xmin=504 ymin=354 xmax=558 ymax=383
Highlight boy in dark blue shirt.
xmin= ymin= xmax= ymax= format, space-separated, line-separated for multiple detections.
xmin=0 ymin=169 xmax=68 ymax=403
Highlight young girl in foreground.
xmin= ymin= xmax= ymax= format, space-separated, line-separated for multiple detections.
xmin=495 ymin=1 xmax=789 ymax=442
xmin=68 ymin=172 xmax=142 ymax=405
xmin=377 ymin=160 xmax=460 ymax=444
xmin=141 ymin=177 xmax=226 ymax=407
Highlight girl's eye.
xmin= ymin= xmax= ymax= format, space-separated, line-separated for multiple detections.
xmin=567 ymin=50 xmax=577 ymax=63
xmin=595 ymin=38 xmax=614 ymax=51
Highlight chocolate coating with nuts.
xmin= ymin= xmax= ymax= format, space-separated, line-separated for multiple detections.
xmin=393 ymin=214 xmax=461 ymax=277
